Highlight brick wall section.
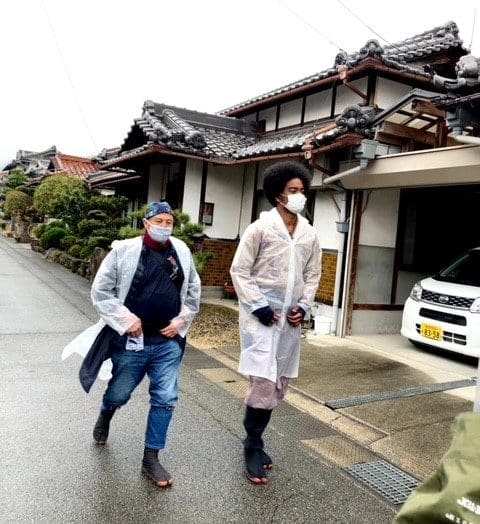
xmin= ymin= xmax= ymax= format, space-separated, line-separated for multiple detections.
xmin=316 ymin=251 xmax=337 ymax=305
xmin=201 ymin=239 xmax=239 ymax=286
xmin=201 ymin=239 xmax=338 ymax=304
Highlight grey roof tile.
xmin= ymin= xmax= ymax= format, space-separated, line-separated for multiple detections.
xmin=221 ymin=21 xmax=465 ymax=114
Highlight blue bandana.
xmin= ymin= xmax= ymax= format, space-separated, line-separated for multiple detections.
xmin=145 ymin=201 xmax=173 ymax=219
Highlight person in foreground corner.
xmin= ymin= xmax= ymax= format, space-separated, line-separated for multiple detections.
xmin=230 ymin=161 xmax=322 ymax=485
xmin=65 ymin=201 xmax=200 ymax=489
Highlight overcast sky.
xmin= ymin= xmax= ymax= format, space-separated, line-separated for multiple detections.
xmin=1 ymin=0 xmax=479 ymax=168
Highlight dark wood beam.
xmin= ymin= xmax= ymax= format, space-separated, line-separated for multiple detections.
xmin=412 ymin=99 xmax=446 ymax=118
xmin=378 ymin=121 xmax=457 ymax=147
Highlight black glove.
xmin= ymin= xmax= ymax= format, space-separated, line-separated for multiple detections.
xmin=252 ymin=306 xmax=275 ymax=326
xmin=297 ymin=305 xmax=306 ymax=318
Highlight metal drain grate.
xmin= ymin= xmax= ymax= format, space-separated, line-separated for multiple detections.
xmin=345 ymin=460 xmax=419 ymax=505
xmin=326 ymin=379 xmax=475 ymax=409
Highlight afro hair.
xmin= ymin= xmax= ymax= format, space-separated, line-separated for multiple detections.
xmin=262 ymin=161 xmax=312 ymax=207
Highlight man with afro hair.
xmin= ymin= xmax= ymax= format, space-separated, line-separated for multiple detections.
xmin=230 ymin=160 xmax=322 ymax=484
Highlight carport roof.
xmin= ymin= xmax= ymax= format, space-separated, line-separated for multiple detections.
xmin=334 ymin=144 xmax=480 ymax=189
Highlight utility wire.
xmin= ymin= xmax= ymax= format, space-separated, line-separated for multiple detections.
xmin=275 ymin=0 xmax=348 ymax=54
xmin=469 ymin=9 xmax=477 ymax=51
xmin=40 ymin=0 xmax=98 ymax=151
xmin=335 ymin=0 xmax=393 ymax=45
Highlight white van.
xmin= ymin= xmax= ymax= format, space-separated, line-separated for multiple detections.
xmin=401 ymin=247 xmax=480 ymax=358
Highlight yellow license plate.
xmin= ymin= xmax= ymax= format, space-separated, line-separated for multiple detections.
xmin=420 ymin=324 xmax=443 ymax=341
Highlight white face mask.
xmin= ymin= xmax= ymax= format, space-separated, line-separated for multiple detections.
xmin=283 ymin=193 xmax=307 ymax=214
xmin=147 ymin=224 xmax=173 ymax=243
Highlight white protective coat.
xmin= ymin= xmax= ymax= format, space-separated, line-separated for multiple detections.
xmin=230 ymin=208 xmax=321 ymax=382
xmin=62 ymin=236 xmax=201 ymax=380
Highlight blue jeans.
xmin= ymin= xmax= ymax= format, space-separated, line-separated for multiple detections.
xmin=102 ymin=337 xmax=183 ymax=450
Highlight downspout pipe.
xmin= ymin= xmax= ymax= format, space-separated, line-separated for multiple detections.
xmin=328 ymin=183 xmax=347 ymax=335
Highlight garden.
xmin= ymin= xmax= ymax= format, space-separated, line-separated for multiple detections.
xmin=0 ymin=170 xmax=213 ymax=279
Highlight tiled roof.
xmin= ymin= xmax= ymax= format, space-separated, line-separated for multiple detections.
xmin=52 ymin=153 xmax=99 ymax=179
xmin=87 ymin=167 xmax=140 ymax=187
xmin=232 ymin=126 xmax=317 ymax=159
xmin=3 ymin=146 xmax=58 ymax=173
xmin=221 ymin=22 xmax=465 ymax=114
xmin=118 ymin=101 xmax=257 ymax=159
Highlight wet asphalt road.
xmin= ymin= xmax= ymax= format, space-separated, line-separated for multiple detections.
xmin=0 ymin=237 xmax=396 ymax=523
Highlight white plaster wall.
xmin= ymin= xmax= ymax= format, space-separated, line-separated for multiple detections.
xmin=313 ymin=191 xmax=343 ymax=250
xmin=239 ymin=163 xmax=256 ymax=235
xmin=182 ymin=159 xmax=203 ymax=223
xmin=278 ymin=99 xmax=302 ymax=128
xmin=304 ymin=90 xmax=332 ymax=122
xmin=258 ymin=106 xmax=277 ymax=132
xmin=256 ymin=160 xmax=277 ymax=189
xmin=147 ymin=163 xmax=166 ymax=202
xmin=334 ymin=78 xmax=368 ymax=114
xmin=359 ymin=189 xmax=400 ymax=248
xmin=203 ymin=164 xmax=244 ymax=239
xmin=311 ymin=156 xmax=329 ymax=187
xmin=375 ymin=78 xmax=412 ymax=109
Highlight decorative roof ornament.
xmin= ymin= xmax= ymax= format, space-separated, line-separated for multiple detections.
xmin=433 ymin=54 xmax=480 ymax=90
xmin=359 ymin=39 xmax=384 ymax=60
xmin=335 ymin=105 xmax=376 ymax=137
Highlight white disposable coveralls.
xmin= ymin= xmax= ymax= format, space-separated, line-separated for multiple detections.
xmin=62 ymin=235 xmax=201 ymax=380
xmin=230 ymin=208 xmax=321 ymax=382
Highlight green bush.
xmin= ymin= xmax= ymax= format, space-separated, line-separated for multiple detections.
xmin=3 ymin=190 xmax=32 ymax=218
xmin=46 ymin=220 xmax=68 ymax=231
xmin=118 ymin=225 xmax=143 ymax=239
xmin=87 ymin=236 xmax=112 ymax=250
xmin=60 ymin=235 xmax=80 ymax=250
xmin=79 ymin=246 xmax=93 ymax=260
xmin=67 ymin=244 xmax=84 ymax=258
xmin=77 ymin=218 xmax=105 ymax=237
xmin=40 ymin=227 xmax=67 ymax=250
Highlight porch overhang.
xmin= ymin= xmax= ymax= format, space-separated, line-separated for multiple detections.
xmin=336 ymin=144 xmax=480 ymax=189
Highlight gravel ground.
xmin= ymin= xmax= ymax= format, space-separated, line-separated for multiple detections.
xmin=188 ymin=303 xmax=240 ymax=349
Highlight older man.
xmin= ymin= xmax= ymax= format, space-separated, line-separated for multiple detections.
xmin=66 ymin=201 xmax=200 ymax=488
xmin=230 ymin=161 xmax=322 ymax=485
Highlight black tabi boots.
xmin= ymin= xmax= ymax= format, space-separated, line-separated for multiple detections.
xmin=243 ymin=405 xmax=273 ymax=483
xmin=92 ymin=407 xmax=116 ymax=444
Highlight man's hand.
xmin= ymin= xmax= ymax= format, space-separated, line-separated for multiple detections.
xmin=160 ymin=322 xmax=179 ymax=338
xmin=287 ymin=306 xmax=305 ymax=327
xmin=126 ymin=319 xmax=142 ymax=337
xmin=252 ymin=306 xmax=280 ymax=326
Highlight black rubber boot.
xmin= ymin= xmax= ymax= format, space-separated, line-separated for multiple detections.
xmin=93 ymin=407 xmax=116 ymax=444
xmin=243 ymin=406 xmax=273 ymax=482
xmin=142 ymin=447 xmax=172 ymax=488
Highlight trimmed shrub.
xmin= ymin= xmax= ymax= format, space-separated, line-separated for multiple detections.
xmin=40 ymin=227 xmax=67 ymax=250
xmin=118 ymin=225 xmax=142 ymax=239
xmin=4 ymin=190 xmax=32 ymax=218
xmin=87 ymin=236 xmax=112 ymax=250
xmin=67 ymin=244 xmax=83 ymax=258
xmin=60 ymin=235 xmax=80 ymax=250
